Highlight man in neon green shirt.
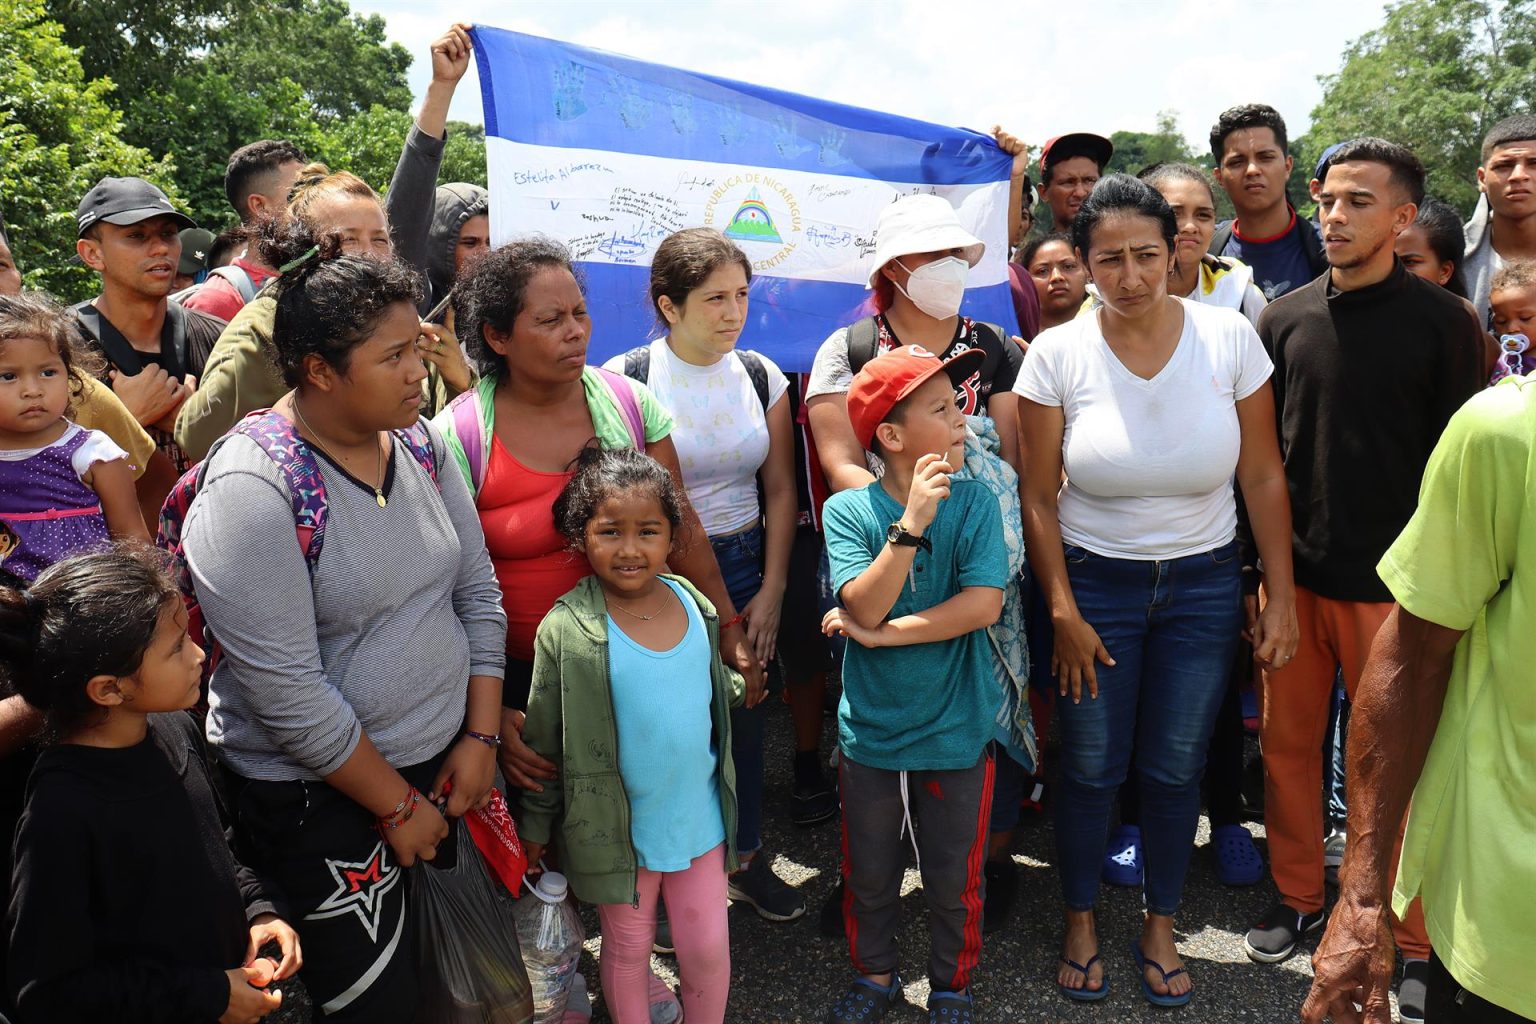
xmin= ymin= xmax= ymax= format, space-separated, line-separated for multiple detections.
xmin=1303 ymin=376 xmax=1536 ymax=1024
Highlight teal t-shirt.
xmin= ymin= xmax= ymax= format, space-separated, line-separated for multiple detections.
xmin=823 ymin=478 xmax=1007 ymax=771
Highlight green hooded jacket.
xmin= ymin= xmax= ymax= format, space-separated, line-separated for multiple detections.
xmin=521 ymin=574 xmax=743 ymax=905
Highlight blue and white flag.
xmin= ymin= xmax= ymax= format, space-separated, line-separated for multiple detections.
xmin=470 ymin=27 xmax=1017 ymax=371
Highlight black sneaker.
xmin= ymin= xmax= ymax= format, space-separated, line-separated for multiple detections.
xmin=824 ymin=974 xmax=902 ymax=1024
xmin=727 ymin=851 xmax=806 ymax=921
xmin=982 ymin=858 xmax=1017 ymax=935
xmin=1398 ymin=959 xmax=1429 ymax=1024
xmin=1244 ymin=902 xmax=1325 ymax=963
xmin=819 ymin=879 xmax=846 ymax=938
xmin=792 ymin=775 xmax=838 ymax=827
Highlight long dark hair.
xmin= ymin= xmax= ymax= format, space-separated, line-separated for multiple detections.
xmin=1072 ymin=174 xmax=1178 ymax=257
xmin=1411 ymin=198 xmax=1469 ymax=298
xmin=0 ymin=545 xmax=180 ymax=743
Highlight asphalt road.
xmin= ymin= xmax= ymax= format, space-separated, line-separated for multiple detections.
xmin=569 ymin=698 xmax=1377 ymax=1024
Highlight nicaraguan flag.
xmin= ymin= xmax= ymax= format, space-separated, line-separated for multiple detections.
xmin=470 ymin=26 xmax=1017 ymax=371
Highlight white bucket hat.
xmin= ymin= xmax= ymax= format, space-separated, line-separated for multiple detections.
xmin=867 ymin=194 xmax=985 ymax=288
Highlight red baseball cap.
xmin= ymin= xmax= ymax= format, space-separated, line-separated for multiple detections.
xmin=846 ymin=344 xmax=985 ymax=450
xmin=1039 ymin=133 xmax=1114 ymax=177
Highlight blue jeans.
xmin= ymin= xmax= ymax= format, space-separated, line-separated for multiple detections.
xmin=710 ymin=524 xmax=767 ymax=856
xmin=1053 ymin=541 xmax=1242 ymax=916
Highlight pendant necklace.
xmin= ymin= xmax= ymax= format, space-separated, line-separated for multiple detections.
xmin=293 ymin=400 xmax=387 ymax=508
xmin=608 ymin=595 xmax=669 ymax=620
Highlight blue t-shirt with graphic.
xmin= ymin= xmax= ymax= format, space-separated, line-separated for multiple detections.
xmin=823 ymin=478 xmax=1007 ymax=771
xmin=1219 ymin=213 xmax=1321 ymax=300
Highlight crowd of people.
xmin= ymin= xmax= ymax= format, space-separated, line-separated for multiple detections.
xmin=0 ymin=19 xmax=1533 ymax=1024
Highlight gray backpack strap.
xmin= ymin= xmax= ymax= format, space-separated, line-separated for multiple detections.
xmin=847 ymin=316 xmax=880 ymax=374
xmin=1208 ymin=222 xmax=1234 ymax=258
xmin=620 ymin=345 xmax=652 ymax=386
xmin=209 ymin=264 xmax=259 ymax=304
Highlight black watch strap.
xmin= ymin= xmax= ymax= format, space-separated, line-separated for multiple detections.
xmin=887 ymin=522 xmax=933 ymax=553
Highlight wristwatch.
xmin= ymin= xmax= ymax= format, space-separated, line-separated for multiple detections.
xmin=887 ymin=521 xmax=932 ymax=553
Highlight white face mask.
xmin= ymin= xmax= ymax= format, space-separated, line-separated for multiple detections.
xmin=894 ymin=256 xmax=969 ymax=320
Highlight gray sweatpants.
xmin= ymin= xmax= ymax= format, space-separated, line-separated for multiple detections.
xmin=837 ymin=749 xmax=994 ymax=992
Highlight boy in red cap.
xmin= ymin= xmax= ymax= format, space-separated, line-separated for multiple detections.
xmin=818 ymin=345 xmax=1007 ymax=1024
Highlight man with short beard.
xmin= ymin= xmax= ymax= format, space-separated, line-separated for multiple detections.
xmin=1242 ymin=138 xmax=1483 ymax=1024
xmin=72 ymin=177 xmax=227 ymax=471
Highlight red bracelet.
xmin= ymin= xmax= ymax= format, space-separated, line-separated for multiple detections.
xmin=721 ymin=613 xmax=745 ymax=630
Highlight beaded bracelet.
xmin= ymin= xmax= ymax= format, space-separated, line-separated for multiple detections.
xmin=464 ymin=729 xmax=501 ymax=750
xmin=377 ymin=787 xmax=420 ymax=831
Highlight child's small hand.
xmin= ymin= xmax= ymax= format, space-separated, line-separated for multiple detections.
xmin=220 ymin=962 xmax=281 ymax=1023
xmin=903 ymin=453 xmax=952 ymax=534
xmin=244 ymin=912 xmax=302 ymax=980
xmin=499 ymin=708 xmax=558 ymax=793
xmin=522 ymin=841 xmax=546 ymax=880
xmin=822 ymin=607 xmax=884 ymax=649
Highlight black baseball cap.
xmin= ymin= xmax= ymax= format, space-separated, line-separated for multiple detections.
xmin=178 ymin=228 xmax=217 ymax=275
xmin=1040 ymin=133 xmax=1114 ymax=176
xmin=75 ymin=177 xmax=194 ymax=238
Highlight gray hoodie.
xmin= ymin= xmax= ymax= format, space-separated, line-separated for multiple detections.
xmin=422 ymin=183 xmax=488 ymax=310
xmin=1463 ymin=194 xmax=1500 ymax=327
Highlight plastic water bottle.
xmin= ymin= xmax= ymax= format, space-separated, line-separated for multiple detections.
xmin=512 ymin=872 xmax=584 ymax=1023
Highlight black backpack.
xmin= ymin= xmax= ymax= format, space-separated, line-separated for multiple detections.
xmin=844 ymin=315 xmax=1009 ymax=374
xmin=620 ymin=344 xmax=771 ymax=410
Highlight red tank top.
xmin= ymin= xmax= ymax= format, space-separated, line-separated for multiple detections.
xmin=478 ymin=435 xmax=591 ymax=661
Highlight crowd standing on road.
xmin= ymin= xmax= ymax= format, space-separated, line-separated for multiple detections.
xmin=0 ymin=19 xmax=1533 ymax=1024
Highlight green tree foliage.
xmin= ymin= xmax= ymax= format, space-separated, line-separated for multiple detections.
xmin=0 ymin=0 xmax=179 ymax=300
xmin=45 ymin=0 xmax=421 ymax=229
xmin=313 ymin=108 xmax=487 ymax=196
xmin=1302 ymin=0 xmax=1536 ymax=214
xmin=1106 ymin=110 xmax=1199 ymax=176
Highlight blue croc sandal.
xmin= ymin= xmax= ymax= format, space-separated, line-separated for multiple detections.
xmin=1057 ymin=954 xmax=1109 ymax=1002
xmin=1212 ymin=823 xmax=1264 ymax=887
xmin=1102 ymin=824 xmax=1144 ymax=887
xmin=927 ymin=989 xmax=974 ymax=1023
xmin=1131 ymin=940 xmax=1192 ymax=1007
xmin=824 ymin=974 xmax=902 ymax=1024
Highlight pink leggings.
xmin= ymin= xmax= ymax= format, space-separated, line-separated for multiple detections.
xmin=596 ymin=844 xmax=730 ymax=1024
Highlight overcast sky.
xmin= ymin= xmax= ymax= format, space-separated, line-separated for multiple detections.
xmin=354 ymin=0 xmax=1390 ymax=155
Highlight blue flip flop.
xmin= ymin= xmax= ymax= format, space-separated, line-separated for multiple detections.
xmin=1130 ymin=939 xmax=1192 ymax=1007
xmin=1057 ymin=953 xmax=1109 ymax=1002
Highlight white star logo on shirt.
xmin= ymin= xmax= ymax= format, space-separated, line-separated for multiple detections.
xmin=303 ymin=841 xmax=402 ymax=942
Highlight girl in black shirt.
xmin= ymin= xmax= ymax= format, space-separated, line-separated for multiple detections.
xmin=0 ymin=545 xmax=301 ymax=1023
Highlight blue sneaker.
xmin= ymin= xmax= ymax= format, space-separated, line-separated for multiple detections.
xmin=824 ymin=974 xmax=902 ymax=1024
xmin=927 ymin=989 xmax=974 ymax=1024
xmin=1101 ymin=824 xmax=1143 ymax=887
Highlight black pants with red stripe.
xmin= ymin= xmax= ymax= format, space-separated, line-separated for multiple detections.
xmin=839 ymin=749 xmax=994 ymax=992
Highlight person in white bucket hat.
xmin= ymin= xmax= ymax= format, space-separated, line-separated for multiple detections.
xmin=804 ymin=191 xmax=1031 ymax=945
xmin=808 ymin=194 xmax=1021 ymax=485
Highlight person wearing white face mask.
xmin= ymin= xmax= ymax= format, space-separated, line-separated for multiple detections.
xmin=806 ymin=194 xmax=1023 ymax=486
xmin=805 ymin=192 xmax=1031 ymax=940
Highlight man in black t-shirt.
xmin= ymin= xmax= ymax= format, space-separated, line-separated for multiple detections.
xmin=72 ymin=177 xmax=226 ymax=470
xmin=1242 ymin=139 xmax=1482 ymax=1024
xmin=1209 ymin=104 xmax=1327 ymax=300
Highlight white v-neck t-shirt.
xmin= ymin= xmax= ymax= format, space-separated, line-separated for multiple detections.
xmin=1014 ymin=298 xmax=1273 ymax=559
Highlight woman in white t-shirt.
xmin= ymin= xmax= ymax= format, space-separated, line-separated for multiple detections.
xmin=605 ymin=228 xmax=805 ymax=923
xmin=1016 ymin=175 xmax=1298 ymax=1006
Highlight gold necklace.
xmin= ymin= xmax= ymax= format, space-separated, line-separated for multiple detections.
xmin=293 ymin=399 xmax=387 ymax=508
xmin=608 ymin=594 xmax=669 ymax=620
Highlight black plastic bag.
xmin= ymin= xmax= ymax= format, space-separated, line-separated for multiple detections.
xmin=410 ymin=818 xmax=534 ymax=1024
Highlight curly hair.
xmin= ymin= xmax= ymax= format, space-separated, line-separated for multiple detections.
xmin=452 ymin=238 xmax=582 ymax=377
xmin=257 ymin=217 xmax=421 ymax=387
xmin=1491 ymin=257 xmax=1536 ymax=295
xmin=0 ymin=544 xmax=181 ymax=744
xmin=0 ymin=291 xmax=101 ymax=414
xmin=552 ymin=446 xmax=685 ymax=547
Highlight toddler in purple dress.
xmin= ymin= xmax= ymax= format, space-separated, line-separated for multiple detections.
xmin=0 ymin=293 xmax=148 ymax=583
